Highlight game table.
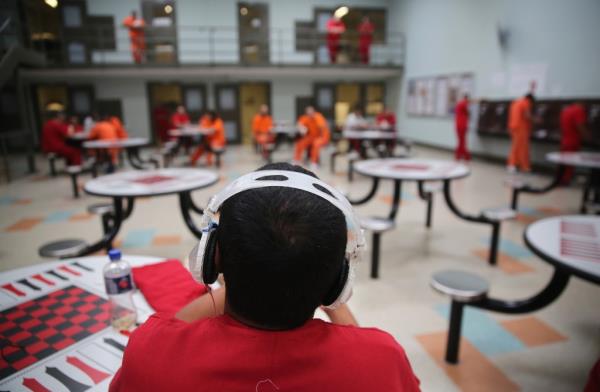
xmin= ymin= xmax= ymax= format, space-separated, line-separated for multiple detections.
xmin=510 ymin=151 xmax=600 ymax=213
xmin=0 ymin=255 xmax=163 ymax=391
xmin=83 ymin=169 xmax=219 ymax=245
xmin=350 ymin=158 xmax=507 ymax=265
xmin=83 ymin=138 xmax=158 ymax=170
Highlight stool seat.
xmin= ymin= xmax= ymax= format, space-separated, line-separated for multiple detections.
xmin=423 ymin=182 xmax=443 ymax=193
xmin=66 ymin=165 xmax=82 ymax=174
xmin=39 ymin=239 xmax=87 ymax=258
xmin=87 ymin=203 xmax=114 ymax=215
xmin=481 ymin=207 xmax=517 ymax=221
xmin=360 ymin=217 xmax=395 ymax=233
xmin=431 ymin=270 xmax=489 ymax=302
xmin=504 ymin=176 xmax=529 ymax=189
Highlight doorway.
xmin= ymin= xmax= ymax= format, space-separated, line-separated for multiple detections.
xmin=239 ymin=83 xmax=270 ymax=144
xmin=141 ymin=0 xmax=178 ymax=64
xmin=238 ymin=3 xmax=269 ymax=64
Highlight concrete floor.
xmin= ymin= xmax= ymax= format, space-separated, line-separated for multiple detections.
xmin=0 ymin=144 xmax=598 ymax=391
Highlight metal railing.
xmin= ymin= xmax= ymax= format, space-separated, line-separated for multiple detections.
xmin=24 ymin=25 xmax=404 ymax=68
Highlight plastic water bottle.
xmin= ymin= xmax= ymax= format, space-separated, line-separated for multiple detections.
xmin=103 ymin=249 xmax=137 ymax=330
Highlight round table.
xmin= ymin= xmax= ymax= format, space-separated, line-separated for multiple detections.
xmin=83 ymin=138 xmax=157 ymax=170
xmin=168 ymin=126 xmax=211 ymax=138
xmin=510 ymin=151 xmax=600 ymax=213
xmin=342 ymin=130 xmax=396 ymax=141
xmin=83 ymin=168 xmax=218 ymax=242
xmin=0 ymin=255 xmax=162 ymax=390
xmin=525 ymin=215 xmax=600 ymax=285
xmin=350 ymin=158 xmax=505 ymax=269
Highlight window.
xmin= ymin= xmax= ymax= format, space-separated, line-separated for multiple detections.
xmin=63 ymin=5 xmax=82 ymax=28
xmin=67 ymin=42 xmax=86 ymax=64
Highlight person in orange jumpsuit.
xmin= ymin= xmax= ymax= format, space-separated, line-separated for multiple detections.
xmin=122 ymin=11 xmax=146 ymax=64
xmin=190 ymin=111 xmax=226 ymax=166
xmin=326 ymin=15 xmax=345 ymax=64
xmin=89 ymin=117 xmax=120 ymax=165
xmin=171 ymin=105 xmax=191 ymax=129
xmin=294 ymin=106 xmax=330 ymax=167
xmin=110 ymin=116 xmax=129 ymax=139
xmin=559 ymin=101 xmax=589 ymax=184
xmin=454 ymin=94 xmax=471 ymax=161
xmin=358 ymin=16 xmax=374 ymax=64
xmin=507 ymin=93 xmax=535 ymax=173
xmin=252 ymin=104 xmax=274 ymax=150
xmin=41 ymin=111 xmax=82 ymax=165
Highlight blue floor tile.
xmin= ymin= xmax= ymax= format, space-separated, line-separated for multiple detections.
xmin=122 ymin=229 xmax=157 ymax=248
xmin=45 ymin=210 xmax=75 ymax=223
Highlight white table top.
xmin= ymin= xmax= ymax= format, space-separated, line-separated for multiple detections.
xmin=83 ymin=137 xmax=149 ymax=149
xmin=84 ymin=168 xmax=219 ymax=197
xmin=353 ymin=158 xmax=470 ymax=181
xmin=342 ymin=130 xmax=396 ymax=140
xmin=168 ymin=126 xmax=212 ymax=138
xmin=272 ymin=122 xmax=299 ymax=135
xmin=546 ymin=152 xmax=600 ymax=169
xmin=67 ymin=133 xmax=89 ymax=141
xmin=0 ymin=255 xmax=162 ymax=390
xmin=525 ymin=215 xmax=600 ymax=284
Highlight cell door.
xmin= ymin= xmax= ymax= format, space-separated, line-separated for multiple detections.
xmin=215 ymin=84 xmax=240 ymax=144
xmin=238 ymin=3 xmax=269 ymax=64
xmin=313 ymin=83 xmax=336 ymax=129
xmin=182 ymin=85 xmax=207 ymax=122
xmin=68 ymin=85 xmax=95 ymax=117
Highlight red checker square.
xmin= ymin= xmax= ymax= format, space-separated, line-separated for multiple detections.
xmin=62 ymin=325 xmax=84 ymax=337
xmin=26 ymin=340 xmax=50 ymax=355
xmin=12 ymin=355 xmax=37 ymax=370
xmin=88 ymin=322 xmax=107 ymax=333
xmin=78 ymin=303 xmax=94 ymax=313
xmin=30 ymin=307 xmax=50 ymax=318
xmin=5 ymin=309 xmax=26 ymax=320
xmin=11 ymin=330 xmax=32 ymax=343
xmin=70 ymin=314 xmax=89 ymax=324
xmin=3 ymin=345 xmax=21 ymax=355
xmin=21 ymin=318 xmax=42 ymax=330
xmin=46 ymin=316 xmax=66 ymax=327
xmin=0 ymin=320 xmax=16 ymax=333
xmin=53 ymin=337 xmax=76 ymax=350
xmin=68 ymin=287 xmax=84 ymax=296
xmin=62 ymin=296 xmax=79 ymax=305
xmin=54 ymin=305 xmax=73 ymax=316
xmin=37 ymin=328 xmax=58 ymax=339
xmin=94 ymin=312 xmax=110 ymax=322
xmin=38 ymin=297 xmax=57 ymax=307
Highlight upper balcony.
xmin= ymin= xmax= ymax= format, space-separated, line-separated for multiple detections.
xmin=12 ymin=24 xmax=404 ymax=80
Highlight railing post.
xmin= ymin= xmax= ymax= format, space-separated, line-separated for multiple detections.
xmin=209 ymin=27 xmax=214 ymax=65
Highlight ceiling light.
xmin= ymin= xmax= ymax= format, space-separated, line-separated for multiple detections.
xmin=334 ymin=6 xmax=349 ymax=19
xmin=44 ymin=0 xmax=58 ymax=9
xmin=164 ymin=5 xmax=173 ymax=14
xmin=240 ymin=7 xmax=248 ymax=16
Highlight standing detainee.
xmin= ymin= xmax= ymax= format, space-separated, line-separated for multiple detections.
xmin=358 ymin=16 xmax=374 ymax=64
xmin=559 ymin=101 xmax=589 ymax=184
xmin=294 ymin=106 xmax=330 ymax=169
xmin=190 ymin=111 xmax=226 ymax=166
xmin=507 ymin=93 xmax=535 ymax=173
xmin=110 ymin=162 xmax=421 ymax=392
xmin=454 ymin=94 xmax=471 ymax=161
xmin=122 ymin=10 xmax=146 ymax=64
xmin=326 ymin=14 xmax=345 ymax=63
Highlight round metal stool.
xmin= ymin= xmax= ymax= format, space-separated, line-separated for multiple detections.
xmin=38 ymin=239 xmax=87 ymax=258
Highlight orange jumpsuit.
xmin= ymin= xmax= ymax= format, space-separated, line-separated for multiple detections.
xmin=190 ymin=117 xmax=226 ymax=166
xmin=507 ymin=97 xmax=533 ymax=171
xmin=122 ymin=16 xmax=146 ymax=64
xmin=252 ymin=114 xmax=274 ymax=146
xmin=294 ymin=112 xmax=330 ymax=164
xmin=90 ymin=121 xmax=120 ymax=163
xmin=110 ymin=117 xmax=129 ymax=139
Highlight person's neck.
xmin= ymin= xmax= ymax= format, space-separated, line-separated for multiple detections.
xmin=224 ymin=302 xmax=310 ymax=331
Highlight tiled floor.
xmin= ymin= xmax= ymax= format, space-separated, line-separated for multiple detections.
xmin=1 ymin=145 xmax=598 ymax=391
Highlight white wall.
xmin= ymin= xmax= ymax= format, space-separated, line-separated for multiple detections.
xmin=93 ymin=79 xmax=149 ymax=138
xmin=389 ymin=0 xmax=600 ymax=162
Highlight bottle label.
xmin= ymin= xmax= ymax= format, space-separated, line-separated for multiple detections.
xmin=104 ymin=275 xmax=134 ymax=295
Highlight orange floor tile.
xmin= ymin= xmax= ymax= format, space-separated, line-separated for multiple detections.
xmin=5 ymin=218 xmax=43 ymax=232
xmin=500 ymin=316 xmax=567 ymax=347
xmin=472 ymin=248 xmax=535 ymax=274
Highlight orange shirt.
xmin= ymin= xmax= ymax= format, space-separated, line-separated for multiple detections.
xmin=122 ymin=16 xmax=145 ymax=40
xmin=298 ymin=112 xmax=329 ymax=140
xmin=508 ymin=98 xmax=532 ymax=133
xmin=200 ymin=117 xmax=226 ymax=146
xmin=252 ymin=114 xmax=273 ymax=136
xmin=89 ymin=121 xmax=118 ymax=141
xmin=110 ymin=117 xmax=128 ymax=139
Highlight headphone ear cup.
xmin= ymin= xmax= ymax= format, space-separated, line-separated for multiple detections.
xmin=201 ymin=232 xmax=220 ymax=284
xmin=322 ymin=258 xmax=350 ymax=307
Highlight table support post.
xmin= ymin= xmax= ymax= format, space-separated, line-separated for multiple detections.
xmin=511 ymin=165 xmax=564 ymax=210
xmin=388 ymin=180 xmax=402 ymax=221
xmin=348 ymin=177 xmax=380 ymax=206
xmin=179 ymin=191 xmax=204 ymax=239
xmin=417 ymin=181 xmax=434 ymax=228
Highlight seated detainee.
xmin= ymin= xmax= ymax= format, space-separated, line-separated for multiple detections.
xmin=110 ymin=116 xmax=129 ymax=139
xmin=41 ymin=111 xmax=82 ymax=165
xmin=171 ymin=105 xmax=191 ymax=129
xmin=110 ymin=163 xmax=420 ymax=392
xmin=90 ymin=117 xmax=120 ymax=164
xmin=252 ymin=104 xmax=274 ymax=148
xmin=294 ymin=106 xmax=330 ymax=168
xmin=344 ymin=105 xmax=369 ymax=131
xmin=190 ymin=111 xmax=226 ymax=166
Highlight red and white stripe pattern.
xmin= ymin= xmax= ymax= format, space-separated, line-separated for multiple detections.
xmin=560 ymin=220 xmax=600 ymax=262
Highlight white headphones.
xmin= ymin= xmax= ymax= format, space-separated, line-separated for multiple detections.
xmin=188 ymin=170 xmax=366 ymax=309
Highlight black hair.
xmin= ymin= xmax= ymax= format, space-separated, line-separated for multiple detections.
xmin=217 ymin=162 xmax=347 ymax=330
xmin=525 ymin=93 xmax=535 ymax=103
xmin=207 ymin=110 xmax=219 ymax=120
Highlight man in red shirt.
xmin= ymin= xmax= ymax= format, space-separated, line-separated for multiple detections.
xmin=326 ymin=15 xmax=345 ymax=63
xmin=559 ymin=101 xmax=589 ymax=184
xmin=171 ymin=105 xmax=191 ymax=129
xmin=41 ymin=111 xmax=82 ymax=165
xmin=358 ymin=16 xmax=374 ymax=64
xmin=376 ymin=106 xmax=397 ymax=130
xmin=454 ymin=94 xmax=471 ymax=161
xmin=110 ymin=163 xmax=421 ymax=392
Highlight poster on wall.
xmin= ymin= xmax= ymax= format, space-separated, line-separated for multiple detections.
xmin=407 ymin=73 xmax=475 ymax=117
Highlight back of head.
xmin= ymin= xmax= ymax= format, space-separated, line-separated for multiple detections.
xmin=525 ymin=93 xmax=535 ymax=104
xmin=217 ymin=162 xmax=347 ymax=330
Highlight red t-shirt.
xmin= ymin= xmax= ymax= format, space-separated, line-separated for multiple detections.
xmin=358 ymin=21 xmax=374 ymax=45
xmin=41 ymin=119 xmax=69 ymax=153
xmin=560 ymin=103 xmax=587 ymax=149
xmin=376 ymin=112 xmax=397 ymax=129
xmin=326 ymin=19 xmax=345 ymax=42
xmin=171 ymin=112 xmax=191 ymax=128
xmin=455 ymin=99 xmax=469 ymax=130
xmin=110 ymin=313 xmax=421 ymax=392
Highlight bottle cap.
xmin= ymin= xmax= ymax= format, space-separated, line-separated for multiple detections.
xmin=108 ymin=249 xmax=122 ymax=261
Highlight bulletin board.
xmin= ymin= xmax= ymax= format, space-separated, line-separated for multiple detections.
xmin=407 ymin=73 xmax=475 ymax=118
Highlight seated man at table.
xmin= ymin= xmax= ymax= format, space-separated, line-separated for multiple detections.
xmin=171 ymin=105 xmax=191 ymax=129
xmin=110 ymin=162 xmax=421 ymax=392
xmin=90 ymin=116 xmax=120 ymax=164
xmin=344 ymin=105 xmax=368 ymax=131
xmin=252 ymin=104 xmax=274 ymax=152
xmin=294 ymin=106 xmax=330 ymax=169
xmin=376 ymin=106 xmax=397 ymax=131
xmin=190 ymin=111 xmax=226 ymax=166
xmin=110 ymin=116 xmax=129 ymax=139
xmin=41 ymin=111 xmax=82 ymax=165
